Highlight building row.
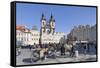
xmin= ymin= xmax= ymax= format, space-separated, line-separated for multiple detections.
xmin=67 ymin=24 xmax=96 ymax=44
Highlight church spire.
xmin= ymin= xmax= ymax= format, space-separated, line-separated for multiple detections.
xmin=49 ymin=13 xmax=55 ymax=34
xmin=41 ymin=13 xmax=46 ymax=21
xmin=41 ymin=13 xmax=47 ymax=34
xmin=49 ymin=13 xmax=55 ymax=22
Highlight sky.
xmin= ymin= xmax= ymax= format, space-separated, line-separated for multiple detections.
xmin=16 ymin=3 xmax=96 ymax=33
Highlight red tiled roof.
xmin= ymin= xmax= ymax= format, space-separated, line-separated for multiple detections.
xmin=16 ymin=25 xmax=30 ymax=32
xmin=16 ymin=25 xmax=25 ymax=29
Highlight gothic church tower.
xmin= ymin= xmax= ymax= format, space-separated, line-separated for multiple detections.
xmin=49 ymin=14 xmax=55 ymax=34
xmin=40 ymin=13 xmax=55 ymax=34
xmin=40 ymin=13 xmax=46 ymax=34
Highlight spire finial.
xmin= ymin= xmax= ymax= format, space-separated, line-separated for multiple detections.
xmin=42 ymin=12 xmax=44 ymax=17
xmin=51 ymin=13 xmax=53 ymax=18
xmin=49 ymin=13 xmax=55 ymax=22
xmin=41 ymin=12 xmax=46 ymax=21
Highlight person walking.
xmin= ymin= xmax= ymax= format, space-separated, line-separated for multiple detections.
xmin=60 ymin=44 xmax=65 ymax=56
xmin=84 ymin=44 xmax=87 ymax=55
xmin=40 ymin=49 xmax=45 ymax=61
xmin=29 ymin=45 xmax=32 ymax=51
xmin=70 ymin=45 xmax=75 ymax=57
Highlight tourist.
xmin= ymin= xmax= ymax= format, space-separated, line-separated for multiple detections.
xmin=83 ymin=44 xmax=87 ymax=55
xmin=60 ymin=44 xmax=65 ymax=56
xmin=70 ymin=45 xmax=75 ymax=57
xmin=40 ymin=49 xmax=45 ymax=61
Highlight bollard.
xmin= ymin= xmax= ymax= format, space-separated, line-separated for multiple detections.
xmin=75 ymin=50 xmax=79 ymax=57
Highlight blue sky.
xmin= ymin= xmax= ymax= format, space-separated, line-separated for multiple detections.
xmin=16 ymin=3 xmax=96 ymax=33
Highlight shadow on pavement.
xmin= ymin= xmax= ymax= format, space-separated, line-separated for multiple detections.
xmin=22 ymin=58 xmax=32 ymax=63
xmin=22 ymin=58 xmax=39 ymax=63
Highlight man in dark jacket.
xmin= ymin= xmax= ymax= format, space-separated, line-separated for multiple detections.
xmin=60 ymin=44 xmax=65 ymax=56
xmin=70 ymin=45 xmax=75 ymax=57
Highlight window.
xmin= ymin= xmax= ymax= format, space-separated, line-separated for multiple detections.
xmin=32 ymin=34 xmax=34 ymax=36
xmin=27 ymin=38 xmax=28 ymax=41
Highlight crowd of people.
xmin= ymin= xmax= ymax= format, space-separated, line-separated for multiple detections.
xmin=16 ymin=42 xmax=96 ymax=62
xmin=28 ymin=43 xmax=75 ymax=62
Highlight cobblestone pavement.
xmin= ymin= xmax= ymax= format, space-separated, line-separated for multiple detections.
xmin=16 ymin=49 xmax=96 ymax=65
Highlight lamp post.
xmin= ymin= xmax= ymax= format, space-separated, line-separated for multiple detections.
xmin=39 ymin=28 xmax=42 ymax=48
